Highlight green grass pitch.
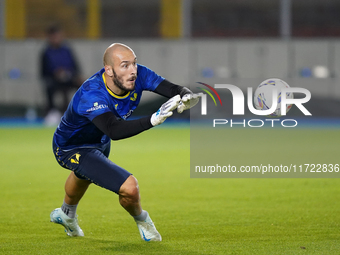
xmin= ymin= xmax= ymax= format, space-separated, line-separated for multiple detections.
xmin=0 ymin=125 xmax=339 ymax=254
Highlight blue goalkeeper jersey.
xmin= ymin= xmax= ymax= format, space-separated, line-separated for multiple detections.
xmin=53 ymin=64 xmax=164 ymax=151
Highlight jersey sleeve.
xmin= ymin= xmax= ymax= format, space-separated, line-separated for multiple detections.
xmin=137 ymin=64 xmax=165 ymax=91
xmin=77 ymin=90 xmax=111 ymax=121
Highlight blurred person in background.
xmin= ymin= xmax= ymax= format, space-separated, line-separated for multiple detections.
xmin=40 ymin=25 xmax=82 ymax=125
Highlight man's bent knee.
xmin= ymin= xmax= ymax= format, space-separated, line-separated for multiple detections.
xmin=119 ymin=175 xmax=140 ymax=201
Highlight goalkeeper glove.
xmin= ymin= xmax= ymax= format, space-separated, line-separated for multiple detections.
xmin=151 ymin=95 xmax=181 ymax=126
xmin=177 ymin=93 xmax=201 ymax=113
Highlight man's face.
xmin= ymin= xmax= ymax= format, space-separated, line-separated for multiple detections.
xmin=48 ymin=31 xmax=63 ymax=48
xmin=111 ymin=50 xmax=137 ymax=92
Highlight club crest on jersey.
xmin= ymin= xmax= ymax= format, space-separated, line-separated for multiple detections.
xmin=130 ymin=93 xmax=138 ymax=101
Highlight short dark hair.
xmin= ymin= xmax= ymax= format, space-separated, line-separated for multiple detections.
xmin=46 ymin=24 xmax=61 ymax=35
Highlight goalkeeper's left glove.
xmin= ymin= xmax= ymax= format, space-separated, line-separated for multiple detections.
xmin=177 ymin=89 xmax=201 ymax=114
xmin=151 ymin=95 xmax=181 ymax=126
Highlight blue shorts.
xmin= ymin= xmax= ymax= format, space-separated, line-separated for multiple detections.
xmin=53 ymin=142 xmax=131 ymax=194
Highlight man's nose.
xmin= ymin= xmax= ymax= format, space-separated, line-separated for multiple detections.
xmin=130 ymin=64 xmax=137 ymax=74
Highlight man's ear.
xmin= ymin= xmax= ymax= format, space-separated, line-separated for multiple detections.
xmin=104 ymin=65 xmax=113 ymax=76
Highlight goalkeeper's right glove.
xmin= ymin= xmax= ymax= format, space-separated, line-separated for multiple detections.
xmin=177 ymin=93 xmax=201 ymax=113
xmin=150 ymin=95 xmax=181 ymax=126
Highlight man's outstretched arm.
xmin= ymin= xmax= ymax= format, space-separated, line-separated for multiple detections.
xmin=154 ymin=79 xmax=192 ymax=98
xmin=92 ymin=112 xmax=153 ymax=140
xmin=154 ymin=80 xmax=201 ymax=113
xmin=92 ymin=95 xmax=181 ymax=140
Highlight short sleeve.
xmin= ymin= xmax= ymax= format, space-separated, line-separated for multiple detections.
xmin=137 ymin=64 xmax=165 ymax=91
xmin=77 ymin=90 xmax=111 ymax=121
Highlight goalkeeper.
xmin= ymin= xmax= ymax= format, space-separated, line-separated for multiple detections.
xmin=50 ymin=43 xmax=200 ymax=241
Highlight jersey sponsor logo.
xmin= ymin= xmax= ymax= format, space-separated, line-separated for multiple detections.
xmin=69 ymin=153 xmax=81 ymax=164
xmin=86 ymin=104 xmax=108 ymax=112
xmin=122 ymin=109 xmax=134 ymax=120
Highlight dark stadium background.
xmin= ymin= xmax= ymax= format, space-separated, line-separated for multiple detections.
xmin=0 ymin=0 xmax=340 ymax=122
